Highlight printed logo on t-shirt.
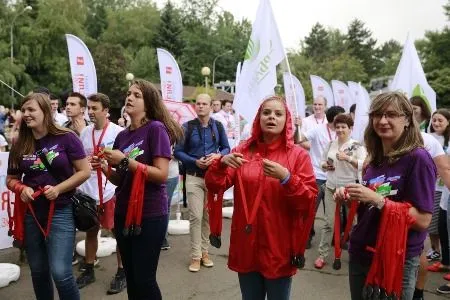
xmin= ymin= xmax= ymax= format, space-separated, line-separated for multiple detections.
xmin=365 ymin=175 xmax=399 ymax=197
xmin=29 ymin=148 xmax=59 ymax=170
xmin=123 ymin=140 xmax=144 ymax=160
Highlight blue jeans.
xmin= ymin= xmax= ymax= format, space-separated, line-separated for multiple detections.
xmin=165 ymin=176 xmax=179 ymax=238
xmin=349 ymin=256 xmax=420 ymax=300
xmin=115 ymin=214 xmax=168 ymax=300
xmin=238 ymin=272 xmax=292 ymax=300
xmin=25 ymin=204 xmax=79 ymax=300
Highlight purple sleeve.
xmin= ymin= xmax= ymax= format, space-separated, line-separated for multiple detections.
xmin=149 ymin=122 xmax=171 ymax=159
xmin=407 ymin=149 xmax=437 ymax=213
xmin=65 ymin=132 xmax=87 ymax=161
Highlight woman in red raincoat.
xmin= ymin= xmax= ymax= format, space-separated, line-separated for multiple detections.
xmin=205 ymin=96 xmax=318 ymax=299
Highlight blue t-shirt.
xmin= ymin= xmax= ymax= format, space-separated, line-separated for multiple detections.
xmin=349 ymin=148 xmax=437 ymax=264
xmin=7 ymin=132 xmax=86 ymax=216
xmin=113 ymin=121 xmax=171 ymax=218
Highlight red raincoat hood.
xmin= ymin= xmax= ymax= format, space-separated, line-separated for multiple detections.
xmin=242 ymin=98 xmax=294 ymax=151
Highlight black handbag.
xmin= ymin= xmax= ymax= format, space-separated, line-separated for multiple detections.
xmin=37 ymin=150 xmax=99 ymax=232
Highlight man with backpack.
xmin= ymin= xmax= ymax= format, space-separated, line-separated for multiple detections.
xmin=174 ymin=94 xmax=230 ymax=272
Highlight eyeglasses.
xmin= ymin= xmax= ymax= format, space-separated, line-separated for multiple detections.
xmin=369 ymin=111 xmax=406 ymax=120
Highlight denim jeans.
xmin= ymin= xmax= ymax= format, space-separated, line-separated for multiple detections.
xmin=115 ymin=214 xmax=168 ymax=300
xmin=165 ymin=176 xmax=179 ymax=238
xmin=24 ymin=204 xmax=79 ymax=300
xmin=238 ymin=272 xmax=292 ymax=300
xmin=349 ymin=256 xmax=420 ymax=300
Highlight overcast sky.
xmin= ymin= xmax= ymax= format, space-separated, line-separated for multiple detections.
xmin=156 ymin=0 xmax=449 ymax=49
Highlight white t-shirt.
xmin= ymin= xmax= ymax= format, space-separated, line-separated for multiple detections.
xmin=79 ymin=122 xmax=124 ymax=204
xmin=305 ymin=124 xmax=336 ymax=180
xmin=54 ymin=112 xmax=68 ymax=126
xmin=211 ymin=112 xmax=227 ymax=129
xmin=0 ymin=134 xmax=7 ymax=149
xmin=301 ymin=114 xmax=327 ymax=134
xmin=168 ymin=159 xmax=179 ymax=179
xmin=322 ymin=138 xmax=367 ymax=189
xmin=423 ymin=132 xmax=449 ymax=210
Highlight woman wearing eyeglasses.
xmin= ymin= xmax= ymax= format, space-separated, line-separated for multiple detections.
xmin=334 ymin=92 xmax=436 ymax=300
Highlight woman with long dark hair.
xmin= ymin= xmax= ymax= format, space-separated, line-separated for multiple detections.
xmin=6 ymin=93 xmax=90 ymax=300
xmin=102 ymin=79 xmax=183 ymax=299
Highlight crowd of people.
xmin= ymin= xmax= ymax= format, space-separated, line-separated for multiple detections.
xmin=3 ymin=80 xmax=450 ymax=300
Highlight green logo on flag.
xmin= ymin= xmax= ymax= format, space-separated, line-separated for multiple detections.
xmin=245 ymin=39 xmax=260 ymax=61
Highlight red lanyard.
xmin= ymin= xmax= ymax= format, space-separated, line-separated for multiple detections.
xmin=326 ymin=126 xmax=334 ymax=142
xmin=92 ymin=122 xmax=109 ymax=209
xmin=236 ymin=158 xmax=265 ymax=234
xmin=27 ymin=188 xmax=55 ymax=239
xmin=315 ymin=117 xmax=325 ymax=124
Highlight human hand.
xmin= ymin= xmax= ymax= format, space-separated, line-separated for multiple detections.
xmin=103 ymin=149 xmax=126 ymax=166
xmin=195 ymin=157 xmax=210 ymax=170
xmin=294 ymin=116 xmax=302 ymax=127
xmin=344 ymin=183 xmax=382 ymax=204
xmin=20 ymin=187 xmax=35 ymax=203
xmin=336 ymin=151 xmax=350 ymax=162
xmin=90 ymin=155 xmax=102 ymax=170
xmin=205 ymin=153 xmax=221 ymax=165
xmin=43 ymin=185 xmax=60 ymax=201
xmin=262 ymin=159 xmax=289 ymax=180
xmin=220 ymin=153 xmax=249 ymax=169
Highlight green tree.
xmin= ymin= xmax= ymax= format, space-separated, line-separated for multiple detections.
xmin=130 ymin=46 xmax=158 ymax=81
xmin=92 ymin=43 xmax=128 ymax=108
xmin=153 ymin=1 xmax=185 ymax=59
xmin=346 ymin=19 xmax=380 ymax=76
xmin=303 ymin=23 xmax=330 ymax=60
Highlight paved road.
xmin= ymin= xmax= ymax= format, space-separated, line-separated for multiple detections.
xmin=0 ymin=217 xmax=448 ymax=299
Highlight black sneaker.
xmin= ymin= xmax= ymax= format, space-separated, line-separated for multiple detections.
xmin=76 ymin=269 xmax=96 ymax=289
xmin=79 ymin=259 xmax=100 ymax=272
xmin=437 ymin=284 xmax=450 ymax=294
xmin=161 ymin=238 xmax=171 ymax=250
xmin=107 ymin=269 xmax=127 ymax=295
xmin=427 ymin=250 xmax=441 ymax=261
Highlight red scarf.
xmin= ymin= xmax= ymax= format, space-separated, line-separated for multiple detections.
xmin=124 ymin=163 xmax=147 ymax=236
xmin=363 ymin=200 xmax=415 ymax=299
xmin=333 ymin=201 xmax=358 ymax=263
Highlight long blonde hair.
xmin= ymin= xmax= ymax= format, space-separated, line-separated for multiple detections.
xmin=9 ymin=93 xmax=72 ymax=169
xmin=364 ymin=92 xmax=423 ymax=166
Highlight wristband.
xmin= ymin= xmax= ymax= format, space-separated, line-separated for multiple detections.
xmin=280 ymin=172 xmax=291 ymax=185
xmin=375 ymin=197 xmax=386 ymax=210
xmin=117 ymin=157 xmax=130 ymax=174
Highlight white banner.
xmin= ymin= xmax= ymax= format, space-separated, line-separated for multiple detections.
xmin=0 ymin=153 xmax=13 ymax=250
xmin=234 ymin=62 xmax=242 ymax=144
xmin=310 ymin=75 xmax=334 ymax=107
xmin=353 ymin=84 xmax=371 ymax=143
xmin=348 ymin=81 xmax=360 ymax=107
xmin=390 ymin=35 xmax=436 ymax=113
xmin=233 ymin=0 xmax=285 ymax=124
xmin=65 ymin=34 xmax=97 ymax=97
xmin=332 ymin=80 xmax=352 ymax=111
xmin=283 ymin=72 xmax=305 ymax=118
xmin=157 ymin=48 xmax=183 ymax=102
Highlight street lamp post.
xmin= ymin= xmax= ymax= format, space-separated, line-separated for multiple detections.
xmin=126 ymin=73 xmax=134 ymax=87
xmin=212 ymin=50 xmax=232 ymax=88
xmin=10 ymin=5 xmax=32 ymax=104
xmin=201 ymin=67 xmax=211 ymax=90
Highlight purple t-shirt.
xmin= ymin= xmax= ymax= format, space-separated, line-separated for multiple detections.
xmin=113 ymin=121 xmax=171 ymax=218
xmin=7 ymin=133 xmax=86 ymax=215
xmin=349 ymin=148 xmax=436 ymax=264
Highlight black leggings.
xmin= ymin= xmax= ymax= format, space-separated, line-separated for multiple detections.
xmin=115 ymin=215 xmax=168 ymax=300
xmin=438 ymin=208 xmax=449 ymax=265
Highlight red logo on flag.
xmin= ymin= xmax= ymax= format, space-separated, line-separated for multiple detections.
xmin=166 ymin=66 xmax=172 ymax=74
xmin=76 ymin=57 xmax=84 ymax=65
xmin=318 ymin=86 xmax=324 ymax=92
xmin=339 ymin=89 xmax=344 ymax=94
